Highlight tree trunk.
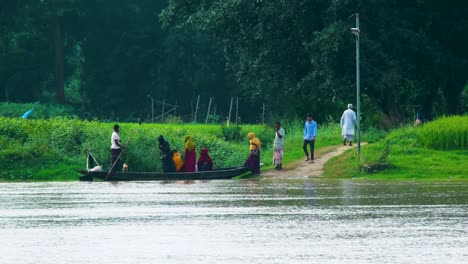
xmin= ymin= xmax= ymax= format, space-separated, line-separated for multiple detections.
xmin=55 ymin=15 xmax=65 ymax=103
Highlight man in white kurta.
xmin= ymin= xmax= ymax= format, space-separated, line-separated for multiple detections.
xmin=340 ymin=104 xmax=357 ymax=146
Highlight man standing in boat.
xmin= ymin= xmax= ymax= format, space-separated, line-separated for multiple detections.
xmin=110 ymin=124 xmax=125 ymax=171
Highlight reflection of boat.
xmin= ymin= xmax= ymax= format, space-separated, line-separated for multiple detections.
xmin=79 ymin=166 xmax=248 ymax=181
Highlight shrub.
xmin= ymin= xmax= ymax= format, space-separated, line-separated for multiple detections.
xmin=420 ymin=116 xmax=468 ymax=150
xmin=221 ymin=125 xmax=242 ymax=141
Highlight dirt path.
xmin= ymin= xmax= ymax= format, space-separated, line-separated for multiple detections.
xmin=262 ymin=143 xmax=366 ymax=179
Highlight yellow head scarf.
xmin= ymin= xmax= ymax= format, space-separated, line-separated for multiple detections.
xmin=184 ymin=135 xmax=196 ymax=151
xmin=248 ymin=132 xmax=261 ymax=151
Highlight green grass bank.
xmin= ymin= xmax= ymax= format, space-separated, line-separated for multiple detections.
xmin=324 ymin=116 xmax=468 ymax=180
xmin=0 ymin=115 xmax=387 ymax=181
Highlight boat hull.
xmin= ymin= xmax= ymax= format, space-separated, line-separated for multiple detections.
xmin=80 ymin=166 xmax=248 ymax=181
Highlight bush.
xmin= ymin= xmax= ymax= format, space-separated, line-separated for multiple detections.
xmin=221 ymin=125 xmax=242 ymax=141
xmin=420 ymin=116 xmax=468 ymax=150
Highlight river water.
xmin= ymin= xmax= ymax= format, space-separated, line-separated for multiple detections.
xmin=0 ymin=179 xmax=466 ymax=264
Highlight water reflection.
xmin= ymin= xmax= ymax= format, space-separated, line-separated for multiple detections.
xmin=0 ymin=180 xmax=466 ymax=264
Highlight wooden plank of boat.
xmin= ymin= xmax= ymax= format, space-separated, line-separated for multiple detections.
xmin=79 ymin=166 xmax=248 ymax=181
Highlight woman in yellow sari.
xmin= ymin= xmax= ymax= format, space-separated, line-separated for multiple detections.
xmin=243 ymin=132 xmax=261 ymax=174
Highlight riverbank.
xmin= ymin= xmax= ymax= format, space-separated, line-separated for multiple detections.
xmin=261 ymin=144 xmax=362 ymax=179
xmin=1 ymin=117 xmax=353 ymax=181
xmin=322 ymin=116 xmax=467 ymax=180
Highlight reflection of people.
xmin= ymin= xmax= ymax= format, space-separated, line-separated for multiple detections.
xmin=110 ymin=124 xmax=125 ymax=171
xmin=244 ymin=132 xmax=261 ymax=174
xmin=197 ymin=148 xmax=213 ymax=171
xmin=158 ymin=135 xmax=176 ymax=172
xmin=340 ymin=104 xmax=357 ymax=146
xmin=303 ymin=114 xmax=317 ymax=163
xmin=172 ymin=150 xmax=184 ymax=172
xmin=273 ymin=122 xmax=285 ymax=170
xmin=183 ymin=135 xmax=197 ymax=172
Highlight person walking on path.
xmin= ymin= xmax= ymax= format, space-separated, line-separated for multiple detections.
xmin=110 ymin=124 xmax=125 ymax=171
xmin=340 ymin=104 xmax=357 ymax=146
xmin=303 ymin=114 xmax=317 ymax=163
xmin=273 ymin=122 xmax=285 ymax=170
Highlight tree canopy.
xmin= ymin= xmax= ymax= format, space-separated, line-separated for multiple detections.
xmin=1 ymin=0 xmax=467 ymax=125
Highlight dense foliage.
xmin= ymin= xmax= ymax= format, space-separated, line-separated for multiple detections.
xmin=1 ymin=1 xmax=467 ymax=125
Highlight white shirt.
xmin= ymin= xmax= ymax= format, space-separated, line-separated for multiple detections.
xmin=111 ymin=131 xmax=121 ymax=149
xmin=274 ymin=127 xmax=285 ymax=149
xmin=340 ymin=109 xmax=357 ymax=136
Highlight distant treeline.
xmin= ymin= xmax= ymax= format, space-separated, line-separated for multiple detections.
xmin=1 ymin=0 xmax=467 ymax=126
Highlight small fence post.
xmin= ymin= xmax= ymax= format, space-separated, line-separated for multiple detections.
xmin=194 ymin=95 xmax=200 ymax=123
xmin=227 ymin=97 xmax=233 ymax=126
xmin=205 ymin=97 xmax=213 ymax=124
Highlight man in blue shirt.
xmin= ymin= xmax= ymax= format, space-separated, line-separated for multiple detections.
xmin=303 ymin=114 xmax=317 ymax=162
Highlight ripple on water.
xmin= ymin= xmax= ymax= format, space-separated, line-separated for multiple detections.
xmin=0 ymin=180 xmax=466 ymax=264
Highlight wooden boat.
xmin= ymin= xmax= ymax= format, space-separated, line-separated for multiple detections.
xmin=79 ymin=166 xmax=249 ymax=181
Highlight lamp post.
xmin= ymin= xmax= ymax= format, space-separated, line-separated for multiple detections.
xmin=351 ymin=13 xmax=361 ymax=159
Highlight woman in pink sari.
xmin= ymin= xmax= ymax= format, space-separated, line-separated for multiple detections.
xmin=183 ymin=135 xmax=197 ymax=172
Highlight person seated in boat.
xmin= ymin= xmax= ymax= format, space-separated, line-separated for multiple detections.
xmin=243 ymin=132 xmax=261 ymax=174
xmin=158 ymin=135 xmax=176 ymax=173
xmin=183 ymin=135 xmax=197 ymax=172
xmin=197 ymin=148 xmax=213 ymax=171
xmin=172 ymin=149 xmax=184 ymax=172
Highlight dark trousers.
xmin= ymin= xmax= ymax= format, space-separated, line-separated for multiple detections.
xmin=303 ymin=139 xmax=315 ymax=160
xmin=110 ymin=148 xmax=122 ymax=171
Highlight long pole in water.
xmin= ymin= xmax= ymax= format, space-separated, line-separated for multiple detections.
xmin=227 ymin=97 xmax=233 ymax=126
xmin=355 ymin=13 xmax=361 ymax=159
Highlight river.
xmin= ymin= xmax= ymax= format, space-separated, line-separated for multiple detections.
xmin=0 ymin=179 xmax=466 ymax=264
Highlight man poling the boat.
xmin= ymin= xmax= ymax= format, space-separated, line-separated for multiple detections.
xmin=110 ymin=124 xmax=125 ymax=172
xmin=106 ymin=126 xmax=136 ymax=179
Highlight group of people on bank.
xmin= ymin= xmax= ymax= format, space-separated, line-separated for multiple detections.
xmin=110 ymin=103 xmax=357 ymax=175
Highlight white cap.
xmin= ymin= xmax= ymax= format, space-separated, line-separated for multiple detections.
xmin=348 ymin=104 xmax=353 ymax=109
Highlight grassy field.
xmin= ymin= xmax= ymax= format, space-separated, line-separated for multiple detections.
xmin=0 ymin=117 xmax=350 ymax=181
xmin=324 ymin=116 xmax=468 ymax=180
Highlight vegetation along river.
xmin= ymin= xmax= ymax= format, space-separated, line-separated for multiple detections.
xmin=0 ymin=179 xmax=466 ymax=264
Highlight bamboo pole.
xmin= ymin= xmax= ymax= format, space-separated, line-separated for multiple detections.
xmin=235 ymin=97 xmax=239 ymax=125
xmin=227 ymin=97 xmax=234 ymax=126
xmin=194 ymin=95 xmax=200 ymax=123
xmin=205 ymin=97 xmax=213 ymax=124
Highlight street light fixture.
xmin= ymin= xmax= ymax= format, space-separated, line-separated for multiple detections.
xmin=350 ymin=13 xmax=361 ymax=159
